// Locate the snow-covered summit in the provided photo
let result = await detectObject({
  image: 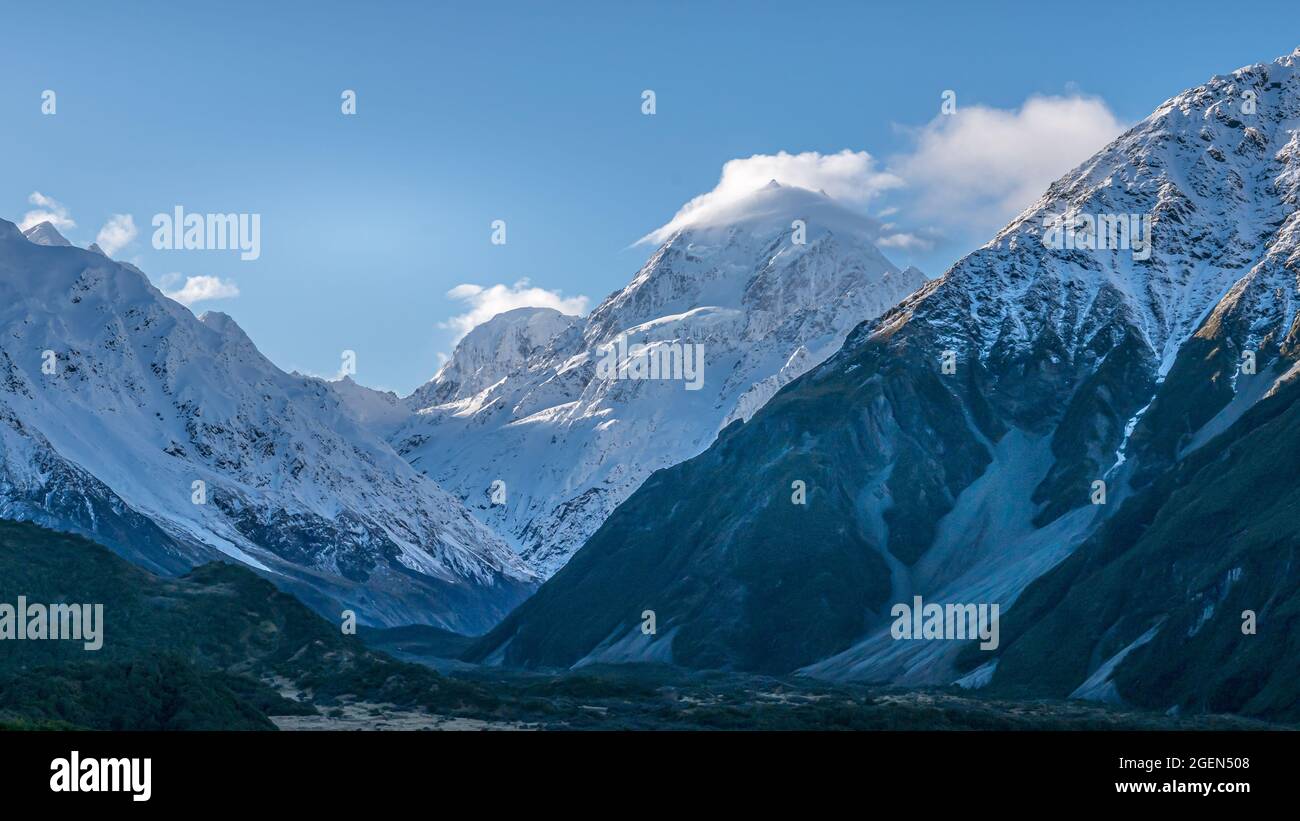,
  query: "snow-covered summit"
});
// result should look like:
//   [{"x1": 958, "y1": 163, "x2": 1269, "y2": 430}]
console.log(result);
[
  {"x1": 639, "y1": 180, "x2": 885, "y2": 245},
  {"x1": 389, "y1": 184, "x2": 927, "y2": 575},
  {"x1": 409, "y1": 306, "x2": 580, "y2": 409},
  {"x1": 589, "y1": 183, "x2": 902, "y2": 343},
  {"x1": 22, "y1": 220, "x2": 72, "y2": 247}
]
